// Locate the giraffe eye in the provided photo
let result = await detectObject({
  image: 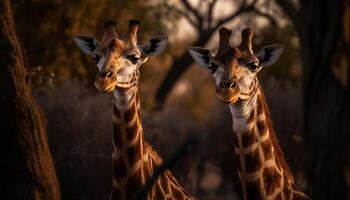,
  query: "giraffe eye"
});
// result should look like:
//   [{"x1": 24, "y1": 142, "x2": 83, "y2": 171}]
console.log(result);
[
  {"x1": 127, "y1": 54, "x2": 140, "y2": 64},
  {"x1": 92, "y1": 54, "x2": 101, "y2": 64},
  {"x1": 247, "y1": 62, "x2": 260, "y2": 72},
  {"x1": 238, "y1": 58, "x2": 245, "y2": 65}
]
